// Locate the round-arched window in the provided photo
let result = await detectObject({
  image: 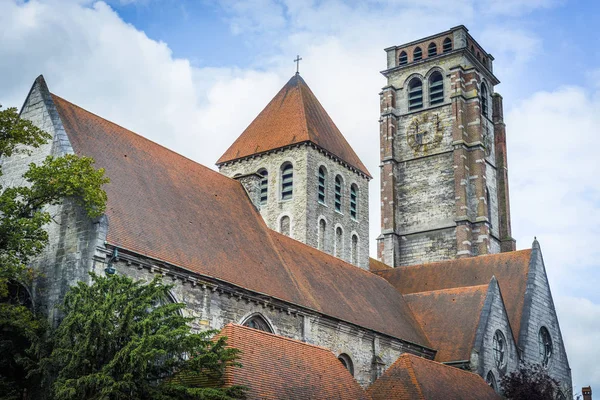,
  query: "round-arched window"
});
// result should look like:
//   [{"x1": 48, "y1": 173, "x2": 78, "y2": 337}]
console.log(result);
[
  {"x1": 243, "y1": 314, "x2": 273, "y2": 333},
  {"x1": 338, "y1": 353, "x2": 354, "y2": 376},
  {"x1": 539, "y1": 327, "x2": 553, "y2": 367},
  {"x1": 486, "y1": 371, "x2": 497, "y2": 392},
  {"x1": 493, "y1": 330, "x2": 506, "y2": 369},
  {"x1": 408, "y1": 78, "x2": 423, "y2": 111}
]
